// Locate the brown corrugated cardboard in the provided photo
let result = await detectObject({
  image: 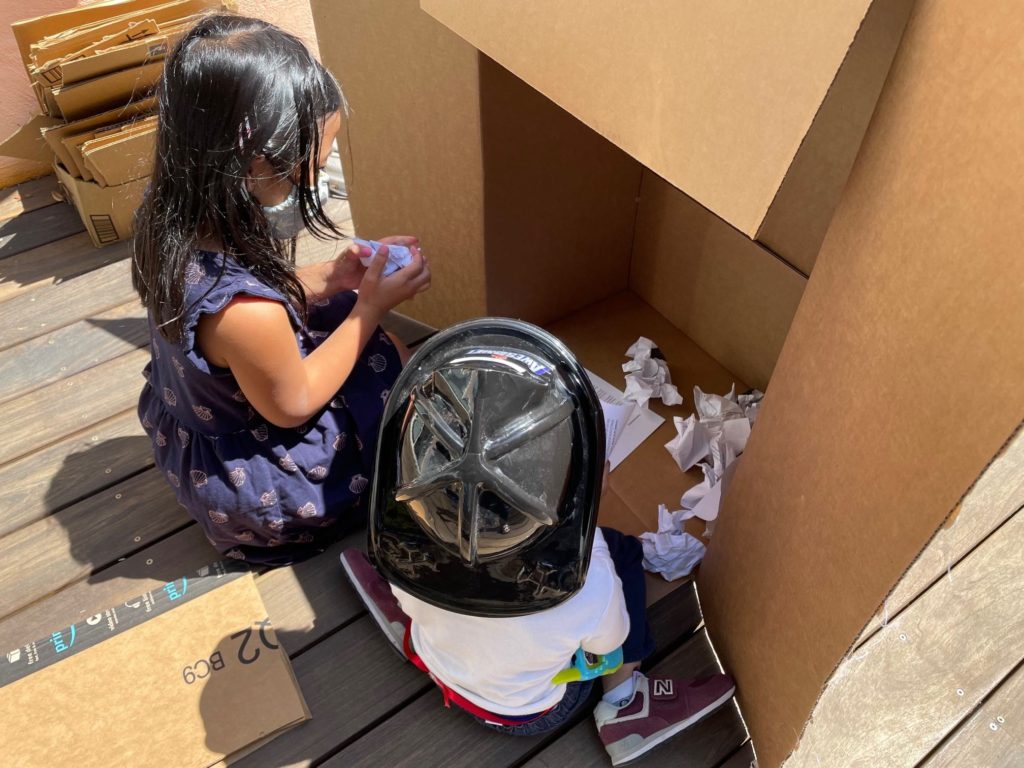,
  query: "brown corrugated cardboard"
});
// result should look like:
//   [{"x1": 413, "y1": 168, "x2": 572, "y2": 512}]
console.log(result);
[
  {"x1": 14, "y1": 0, "x2": 228, "y2": 85},
  {"x1": 312, "y1": 2, "x2": 1024, "y2": 762},
  {"x1": 41, "y1": 96, "x2": 155, "y2": 174},
  {"x1": 52, "y1": 60, "x2": 163, "y2": 121},
  {"x1": 13, "y1": 0, "x2": 172, "y2": 72},
  {"x1": 420, "y1": 0, "x2": 911, "y2": 271},
  {"x1": 82, "y1": 119, "x2": 156, "y2": 186},
  {"x1": 754, "y1": 0, "x2": 916, "y2": 274},
  {"x1": 697, "y1": 2, "x2": 1024, "y2": 765},
  {"x1": 630, "y1": 172, "x2": 807, "y2": 391},
  {"x1": 54, "y1": 161, "x2": 148, "y2": 246},
  {"x1": 32, "y1": 19, "x2": 159, "y2": 84},
  {"x1": 0, "y1": 567, "x2": 309, "y2": 767},
  {"x1": 60, "y1": 26, "x2": 183, "y2": 85},
  {"x1": 60, "y1": 120, "x2": 136, "y2": 181},
  {"x1": 316, "y1": 0, "x2": 641, "y2": 331},
  {"x1": 33, "y1": 80, "x2": 60, "y2": 118}
]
